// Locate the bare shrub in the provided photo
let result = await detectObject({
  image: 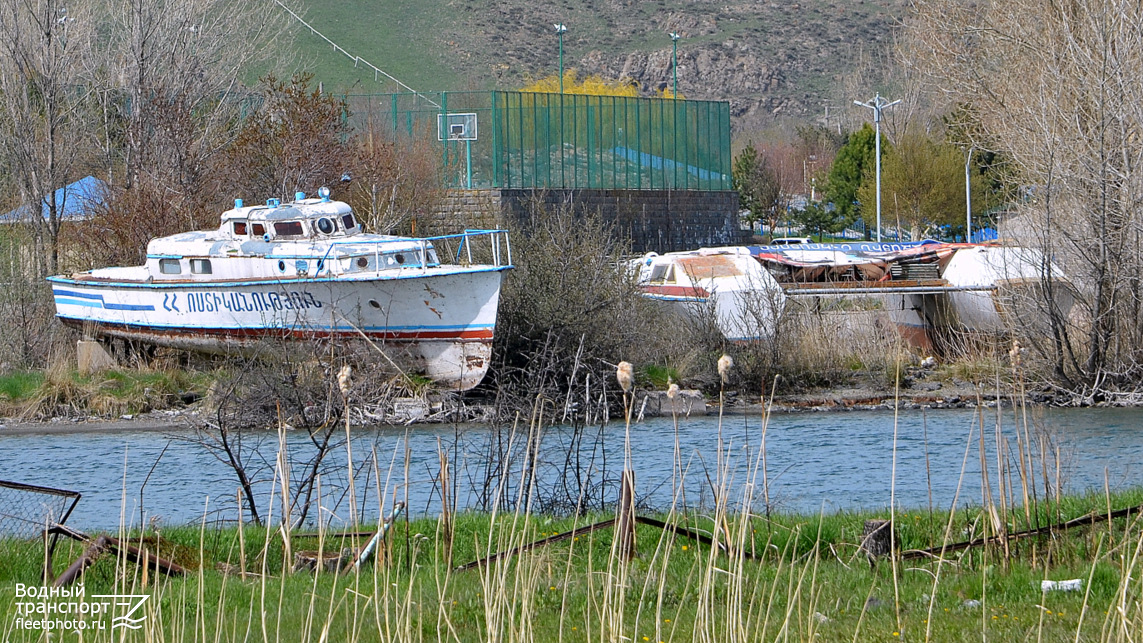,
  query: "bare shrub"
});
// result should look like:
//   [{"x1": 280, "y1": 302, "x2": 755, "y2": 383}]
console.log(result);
[
  {"x1": 488, "y1": 200, "x2": 669, "y2": 417},
  {"x1": 0, "y1": 228, "x2": 69, "y2": 368},
  {"x1": 69, "y1": 179, "x2": 218, "y2": 269},
  {"x1": 719, "y1": 295, "x2": 906, "y2": 395},
  {"x1": 214, "y1": 74, "x2": 352, "y2": 203},
  {"x1": 346, "y1": 122, "x2": 446, "y2": 235}
]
